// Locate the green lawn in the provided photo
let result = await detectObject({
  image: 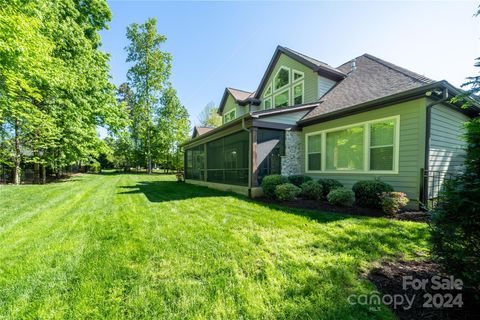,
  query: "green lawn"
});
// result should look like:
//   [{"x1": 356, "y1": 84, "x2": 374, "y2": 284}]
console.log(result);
[{"x1": 0, "y1": 173, "x2": 429, "y2": 319}]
